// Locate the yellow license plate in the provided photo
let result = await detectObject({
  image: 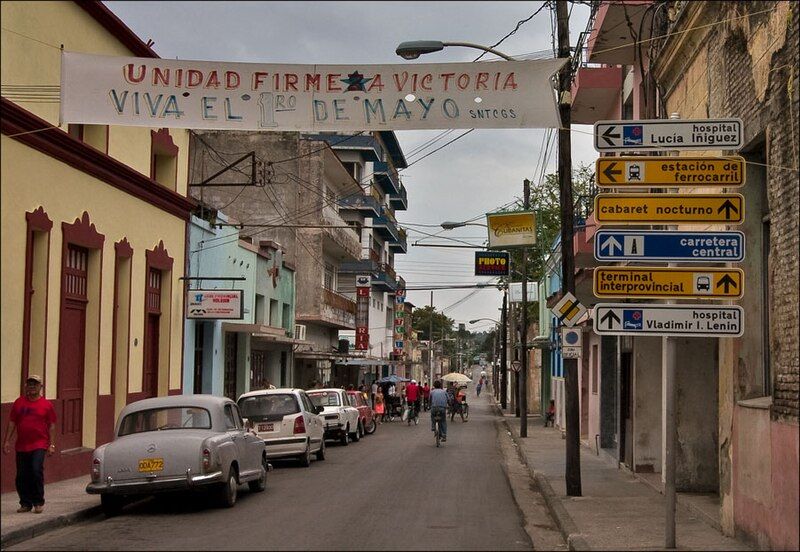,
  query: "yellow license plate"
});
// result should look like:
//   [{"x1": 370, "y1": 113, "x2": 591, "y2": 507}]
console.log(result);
[{"x1": 138, "y1": 458, "x2": 164, "y2": 472}]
